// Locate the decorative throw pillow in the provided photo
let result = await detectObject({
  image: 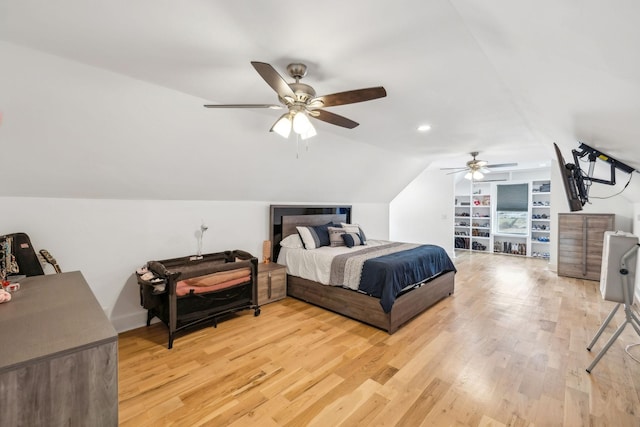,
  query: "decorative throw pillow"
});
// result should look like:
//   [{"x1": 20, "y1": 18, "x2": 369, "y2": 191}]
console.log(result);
[
  {"x1": 296, "y1": 222, "x2": 333, "y2": 249},
  {"x1": 340, "y1": 223, "x2": 367, "y2": 244},
  {"x1": 280, "y1": 234, "x2": 303, "y2": 249},
  {"x1": 327, "y1": 226, "x2": 346, "y2": 247},
  {"x1": 313, "y1": 222, "x2": 334, "y2": 247},
  {"x1": 342, "y1": 232, "x2": 364, "y2": 248},
  {"x1": 296, "y1": 226, "x2": 318, "y2": 249}
]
